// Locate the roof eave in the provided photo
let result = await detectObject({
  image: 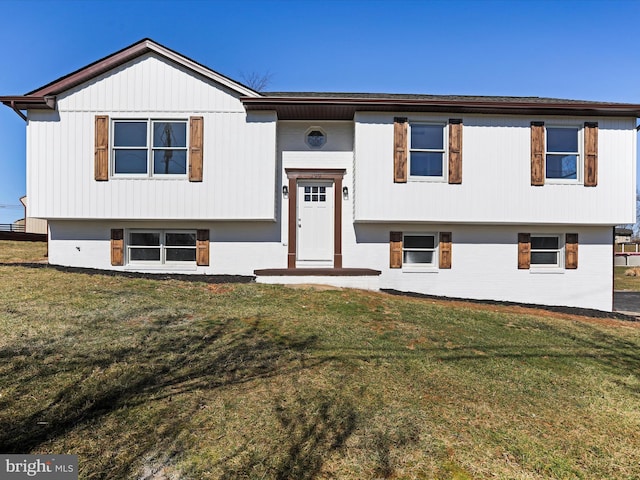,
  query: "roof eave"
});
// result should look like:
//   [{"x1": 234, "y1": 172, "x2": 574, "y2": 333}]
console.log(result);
[{"x1": 241, "y1": 97, "x2": 640, "y2": 120}]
